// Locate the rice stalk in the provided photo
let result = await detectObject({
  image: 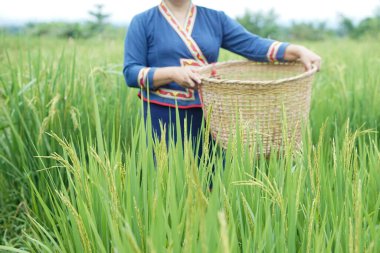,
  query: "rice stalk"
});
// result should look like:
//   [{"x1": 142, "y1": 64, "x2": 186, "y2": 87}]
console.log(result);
[
  {"x1": 38, "y1": 94, "x2": 61, "y2": 144},
  {"x1": 56, "y1": 191, "x2": 92, "y2": 253},
  {"x1": 218, "y1": 211, "x2": 230, "y2": 253}
]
